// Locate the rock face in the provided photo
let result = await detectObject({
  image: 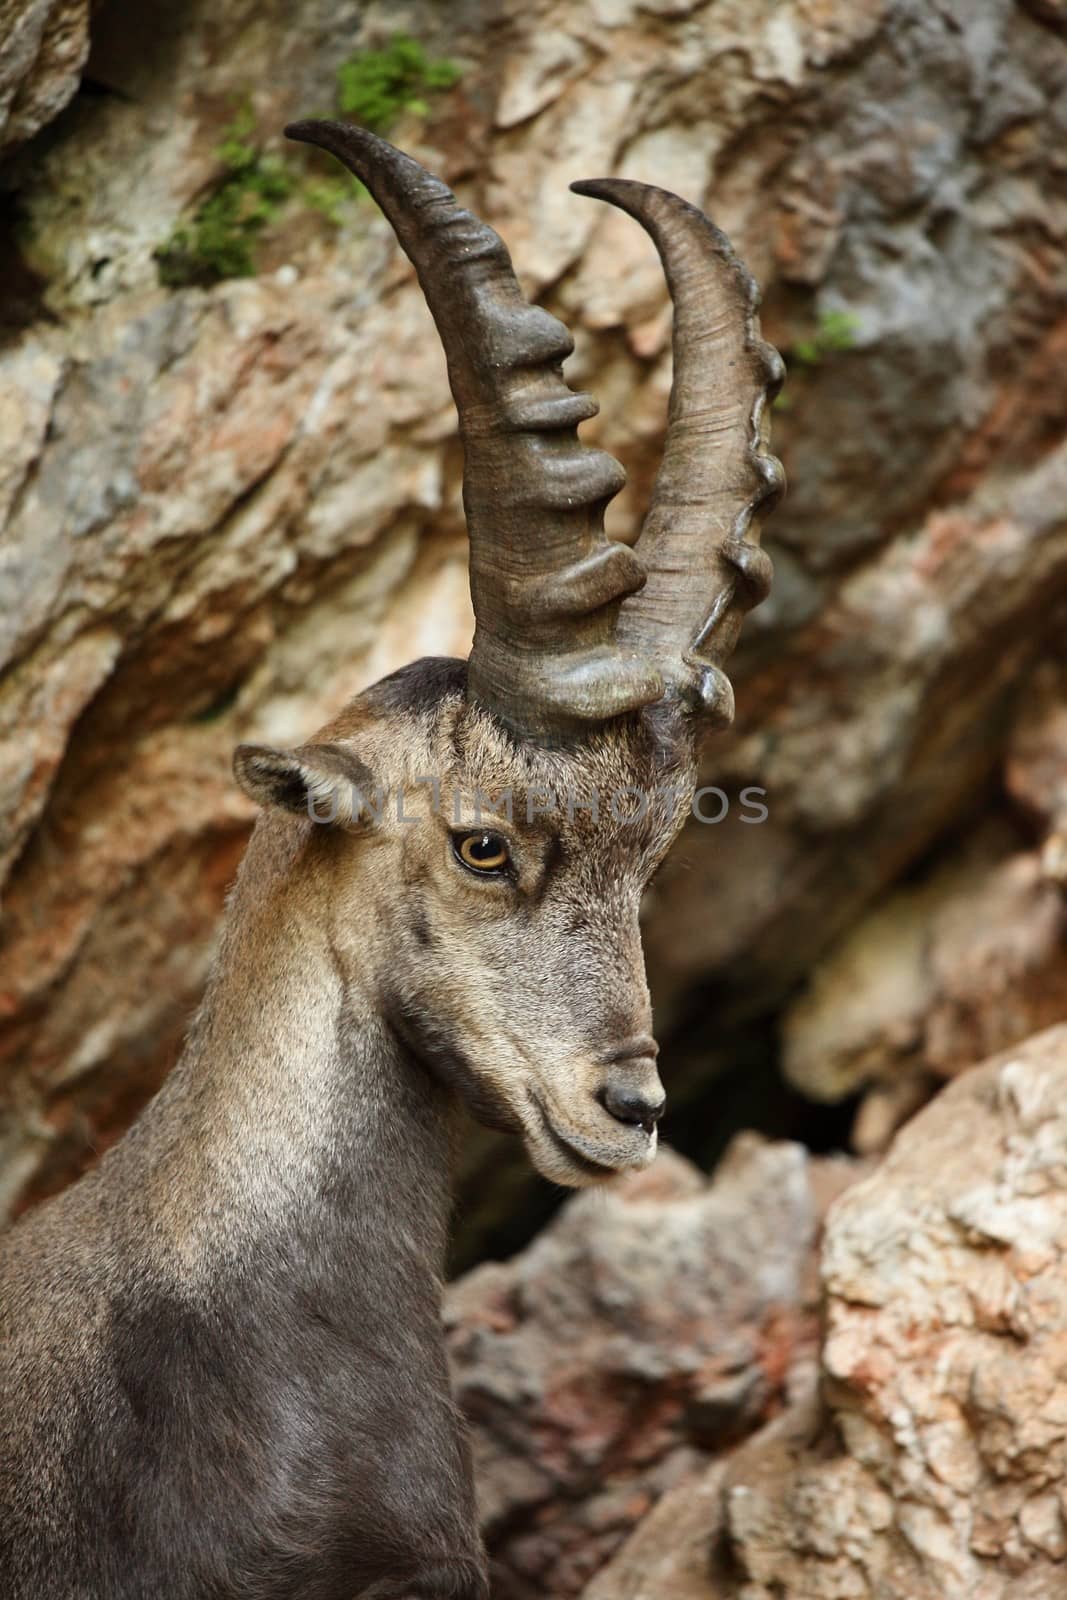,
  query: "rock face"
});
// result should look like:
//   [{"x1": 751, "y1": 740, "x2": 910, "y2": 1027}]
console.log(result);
[
  {"x1": 781, "y1": 812, "x2": 1067, "y2": 1141},
  {"x1": 0, "y1": 0, "x2": 89, "y2": 153},
  {"x1": 778, "y1": 649, "x2": 1067, "y2": 1150},
  {"x1": 4, "y1": 3, "x2": 1067, "y2": 1593},
  {"x1": 1007, "y1": 654, "x2": 1067, "y2": 884},
  {"x1": 445, "y1": 1140, "x2": 855, "y2": 1598},
  {"x1": 592, "y1": 1025, "x2": 1067, "y2": 1600},
  {"x1": 1, "y1": 0, "x2": 1067, "y2": 1241}
]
